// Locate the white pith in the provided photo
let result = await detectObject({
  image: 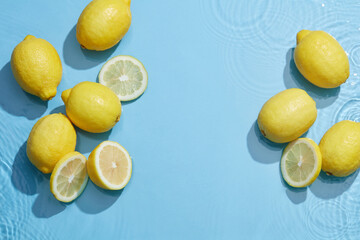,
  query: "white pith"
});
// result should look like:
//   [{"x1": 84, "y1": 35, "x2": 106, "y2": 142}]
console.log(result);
[
  {"x1": 281, "y1": 139, "x2": 319, "y2": 187},
  {"x1": 52, "y1": 154, "x2": 88, "y2": 202}
]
